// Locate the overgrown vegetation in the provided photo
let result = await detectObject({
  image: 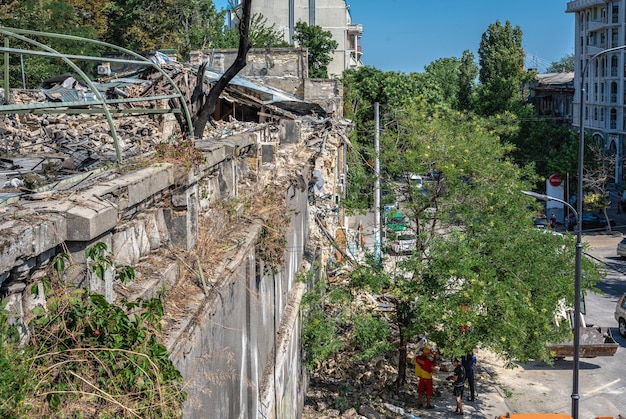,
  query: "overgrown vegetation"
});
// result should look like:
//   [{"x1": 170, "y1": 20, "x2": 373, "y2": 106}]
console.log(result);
[
  {"x1": 252, "y1": 184, "x2": 291, "y2": 273},
  {"x1": 0, "y1": 243, "x2": 185, "y2": 418},
  {"x1": 155, "y1": 135, "x2": 206, "y2": 167}
]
